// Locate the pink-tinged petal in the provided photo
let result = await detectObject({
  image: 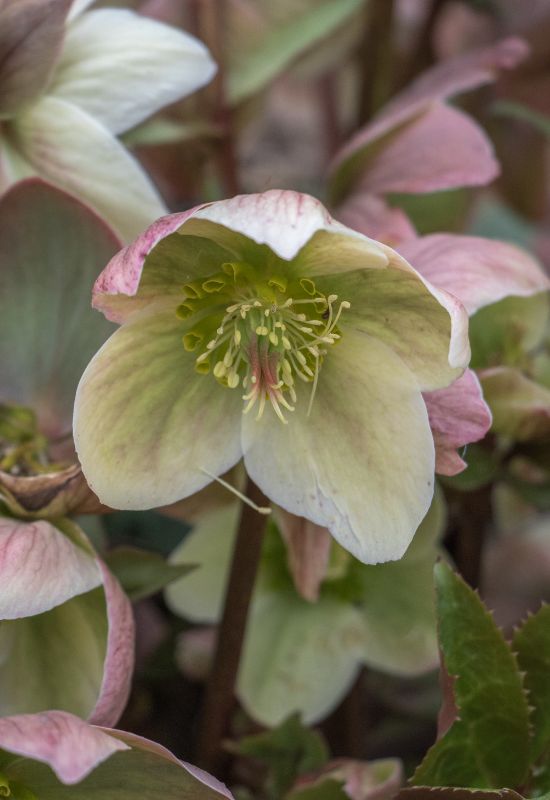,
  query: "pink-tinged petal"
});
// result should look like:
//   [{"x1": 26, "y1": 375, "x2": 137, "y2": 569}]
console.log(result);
[
  {"x1": 328, "y1": 37, "x2": 528, "y2": 202},
  {"x1": 424, "y1": 370, "x2": 492, "y2": 476},
  {"x1": 0, "y1": 0, "x2": 71, "y2": 118},
  {"x1": 100, "y1": 729, "x2": 235, "y2": 798},
  {"x1": 379, "y1": 37, "x2": 528, "y2": 122},
  {"x1": 276, "y1": 508, "x2": 332, "y2": 602},
  {"x1": 336, "y1": 193, "x2": 417, "y2": 246},
  {"x1": 350, "y1": 104, "x2": 499, "y2": 197},
  {"x1": 92, "y1": 191, "x2": 387, "y2": 324},
  {"x1": 399, "y1": 233, "x2": 550, "y2": 315},
  {"x1": 88, "y1": 562, "x2": 135, "y2": 727},
  {"x1": 0, "y1": 711, "x2": 128, "y2": 784},
  {"x1": 0, "y1": 518, "x2": 101, "y2": 619},
  {"x1": 480, "y1": 367, "x2": 550, "y2": 441},
  {"x1": 92, "y1": 209, "x2": 200, "y2": 322},
  {"x1": 192, "y1": 190, "x2": 335, "y2": 261}
]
